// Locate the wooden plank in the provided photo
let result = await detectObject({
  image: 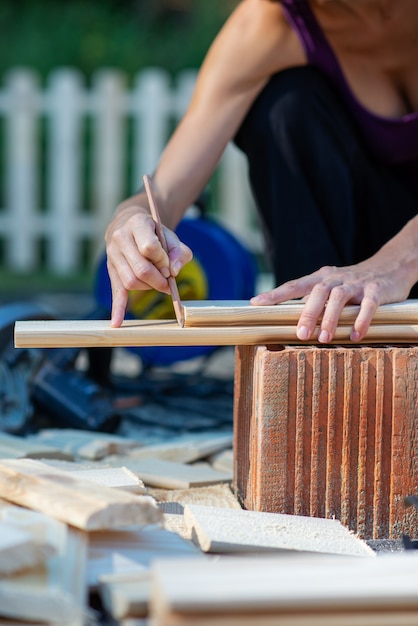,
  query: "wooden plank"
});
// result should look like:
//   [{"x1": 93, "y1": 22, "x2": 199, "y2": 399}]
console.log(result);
[
  {"x1": 14, "y1": 318, "x2": 418, "y2": 349},
  {"x1": 0, "y1": 522, "x2": 54, "y2": 576},
  {"x1": 118, "y1": 458, "x2": 232, "y2": 489},
  {"x1": 0, "y1": 458, "x2": 162, "y2": 530},
  {"x1": 27, "y1": 429, "x2": 143, "y2": 460},
  {"x1": 182, "y1": 299, "x2": 418, "y2": 327},
  {"x1": 183, "y1": 505, "x2": 374, "y2": 556},
  {"x1": 0, "y1": 617, "x2": 65, "y2": 626},
  {"x1": 0, "y1": 432, "x2": 74, "y2": 461},
  {"x1": 209, "y1": 449, "x2": 233, "y2": 474},
  {"x1": 150, "y1": 553, "x2": 418, "y2": 625},
  {"x1": 99, "y1": 571, "x2": 151, "y2": 619},
  {"x1": 149, "y1": 611, "x2": 418, "y2": 626},
  {"x1": 0, "y1": 522, "x2": 88, "y2": 625},
  {"x1": 153, "y1": 484, "x2": 242, "y2": 541},
  {"x1": 0, "y1": 503, "x2": 65, "y2": 576},
  {"x1": 88, "y1": 526, "x2": 202, "y2": 589},
  {"x1": 70, "y1": 467, "x2": 146, "y2": 494},
  {"x1": 124, "y1": 432, "x2": 233, "y2": 464}
]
